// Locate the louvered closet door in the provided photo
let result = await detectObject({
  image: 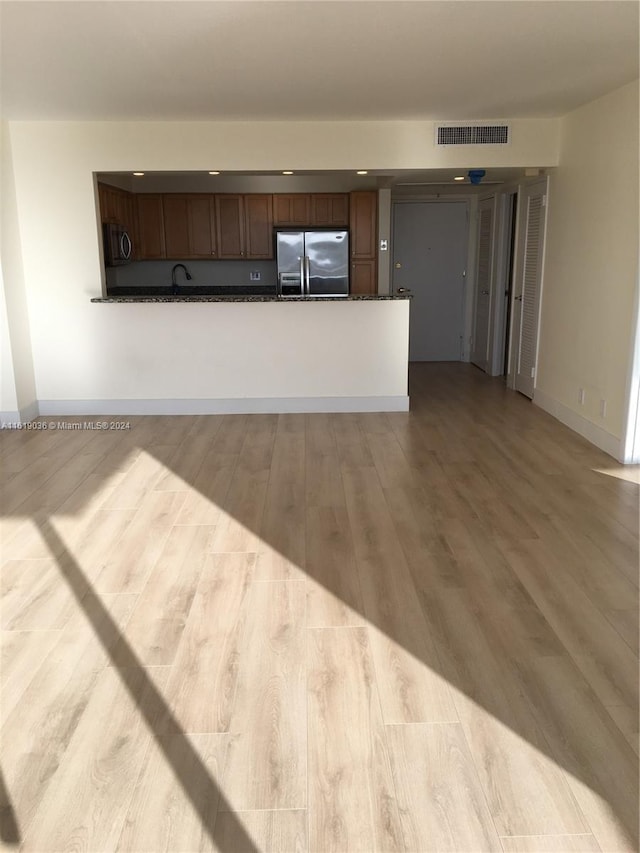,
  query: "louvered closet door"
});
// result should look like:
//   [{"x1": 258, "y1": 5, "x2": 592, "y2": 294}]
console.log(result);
[
  {"x1": 514, "y1": 182, "x2": 547, "y2": 398},
  {"x1": 471, "y1": 196, "x2": 496, "y2": 372}
]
